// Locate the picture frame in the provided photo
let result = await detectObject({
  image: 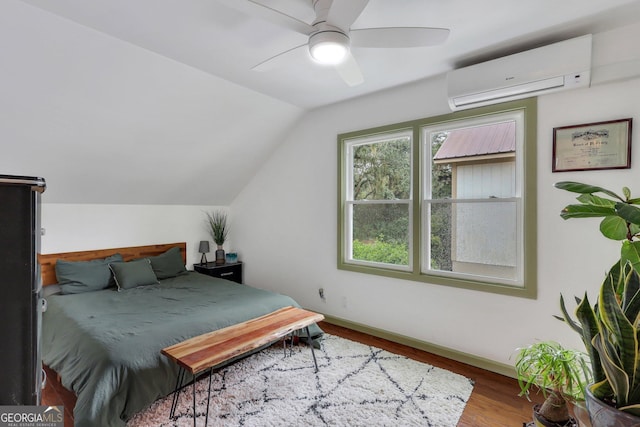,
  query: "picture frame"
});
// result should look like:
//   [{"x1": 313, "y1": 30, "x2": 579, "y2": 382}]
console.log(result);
[{"x1": 552, "y1": 118, "x2": 633, "y2": 172}]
